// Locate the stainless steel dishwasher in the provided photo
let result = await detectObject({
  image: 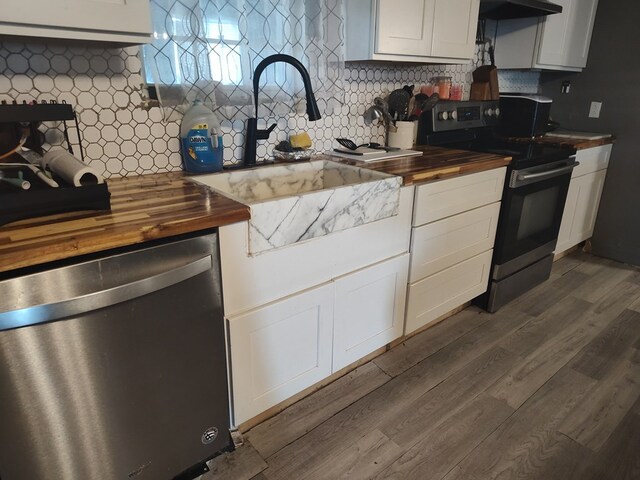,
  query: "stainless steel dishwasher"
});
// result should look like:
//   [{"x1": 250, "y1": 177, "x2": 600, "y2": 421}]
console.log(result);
[{"x1": 0, "y1": 232, "x2": 231, "y2": 480}]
